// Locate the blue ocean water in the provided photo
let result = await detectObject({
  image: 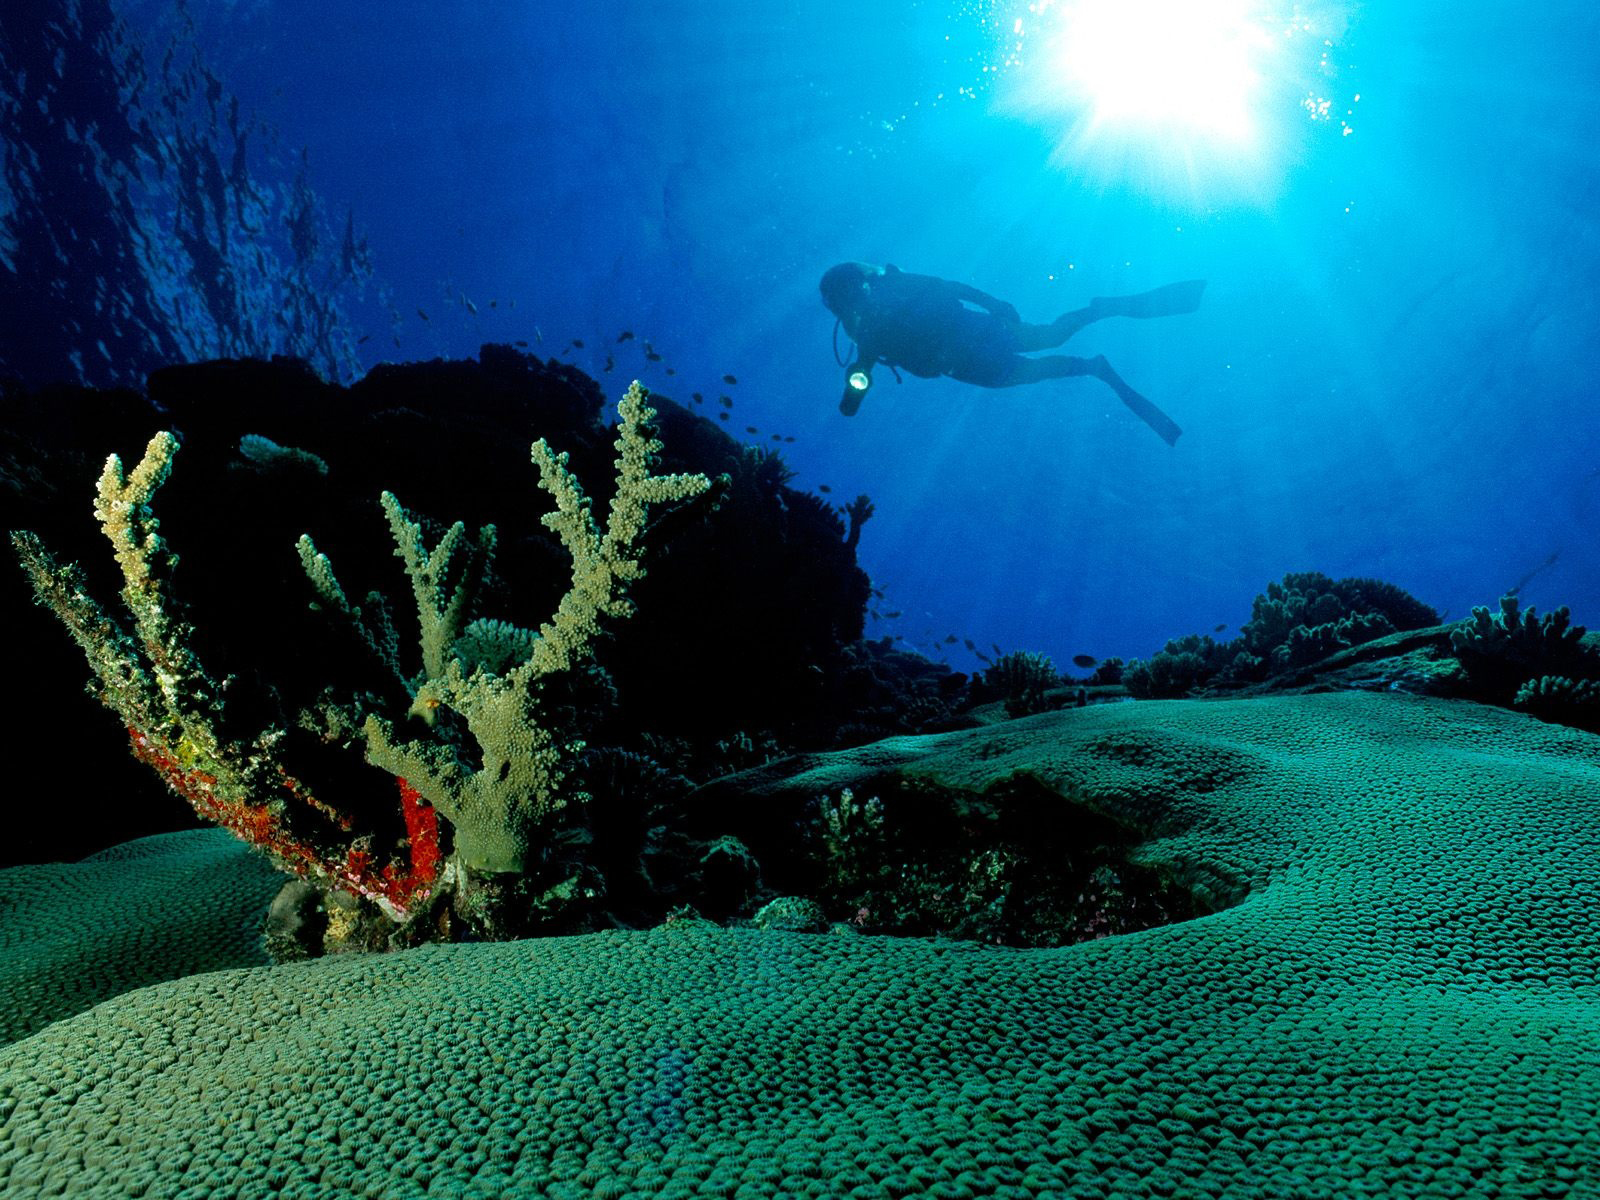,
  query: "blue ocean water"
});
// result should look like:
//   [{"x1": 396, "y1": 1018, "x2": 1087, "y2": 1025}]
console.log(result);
[{"x1": 22, "y1": 0, "x2": 1600, "y2": 670}]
